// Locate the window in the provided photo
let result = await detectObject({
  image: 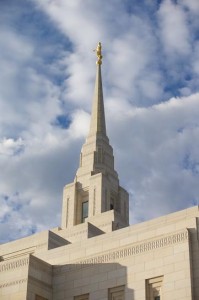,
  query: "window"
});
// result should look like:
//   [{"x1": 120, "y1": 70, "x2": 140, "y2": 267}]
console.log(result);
[
  {"x1": 82, "y1": 201, "x2": 88, "y2": 223},
  {"x1": 35, "y1": 296, "x2": 48, "y2": 300},
  {"x1": 110, "y1": 197, "x2": 114, "y2": 210},
  {"x1": 146, "y1": 276, "x2": 163, "y2": 300},
  {"x1": 74, "y1": 294, "x2": 89, "y2": 300},
  {"x1": 108, "y1": 285, "x2": 125, "y2": 300}
]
